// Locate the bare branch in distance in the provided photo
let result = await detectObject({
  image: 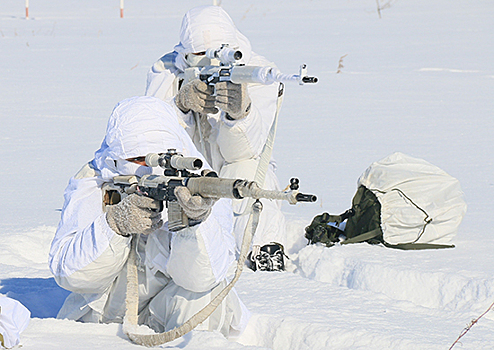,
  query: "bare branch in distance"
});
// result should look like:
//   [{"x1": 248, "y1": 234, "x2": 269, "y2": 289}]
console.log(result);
[{"x1": 336, "y1": 54, "x2": 348, "y2": 74}]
